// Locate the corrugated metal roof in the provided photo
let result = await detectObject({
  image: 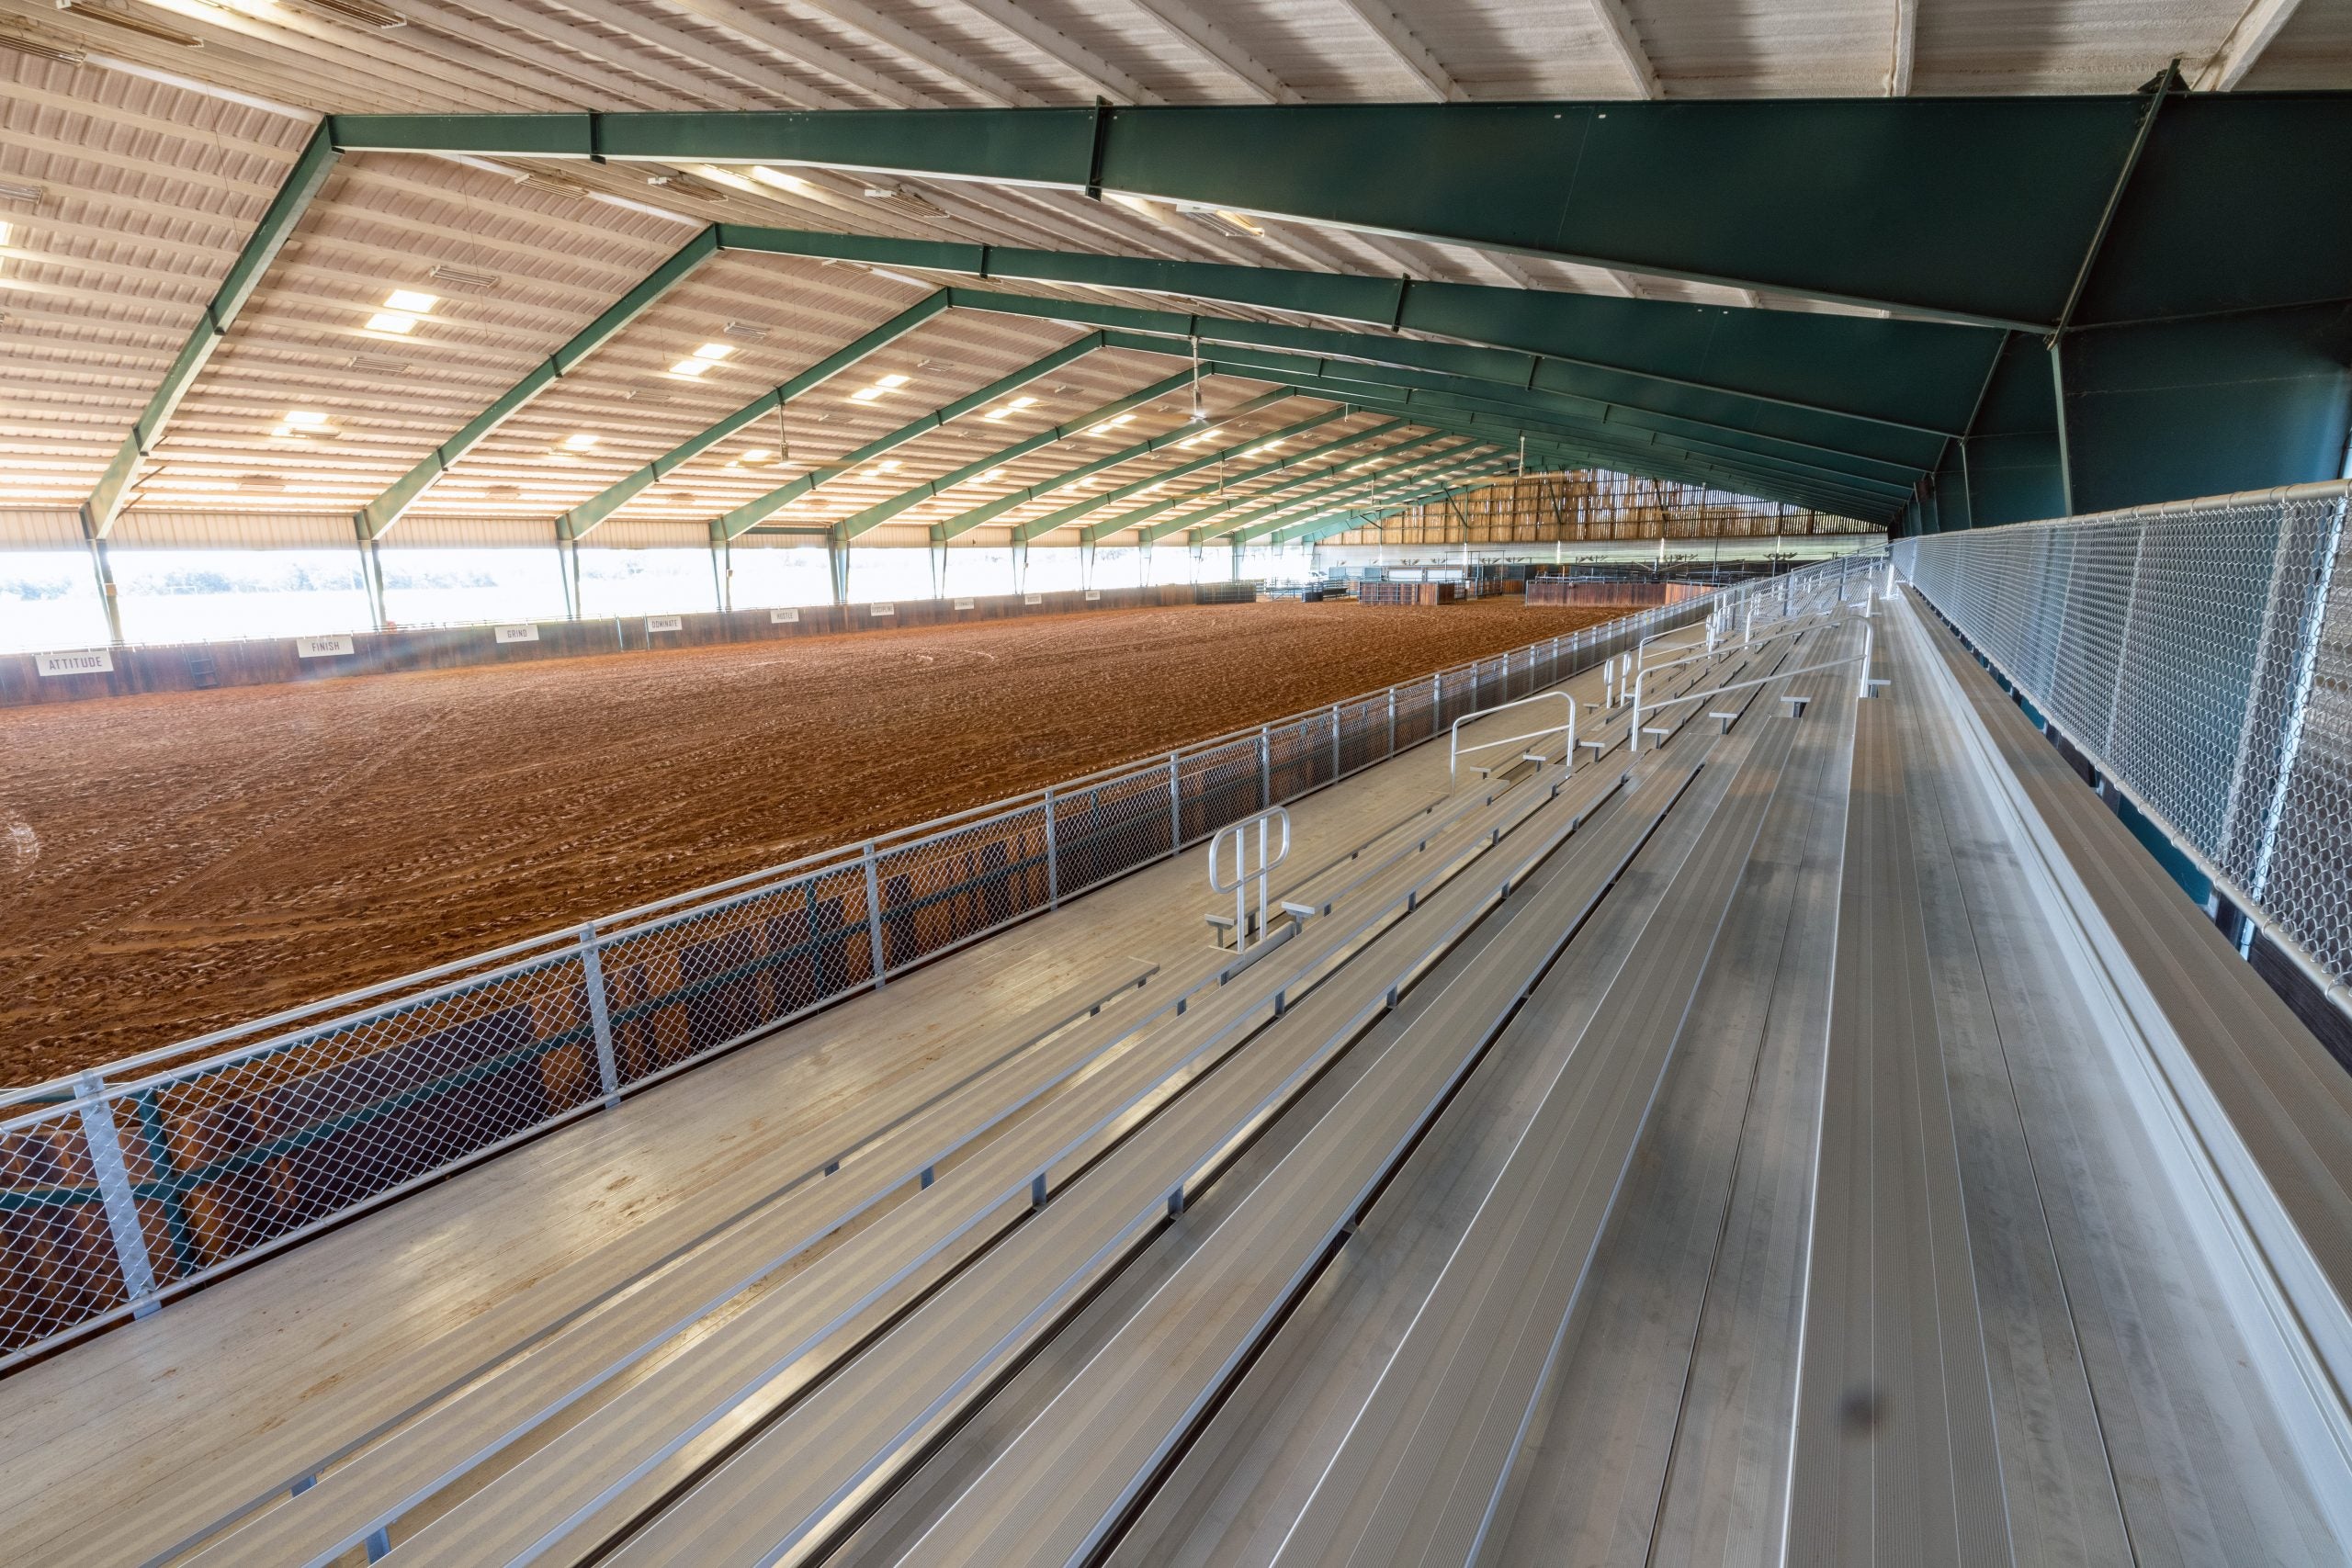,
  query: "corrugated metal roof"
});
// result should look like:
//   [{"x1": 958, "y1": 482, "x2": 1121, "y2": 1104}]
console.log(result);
[{"x1": 0, "y1": 0, "x2": 2330, "y2": 536}]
